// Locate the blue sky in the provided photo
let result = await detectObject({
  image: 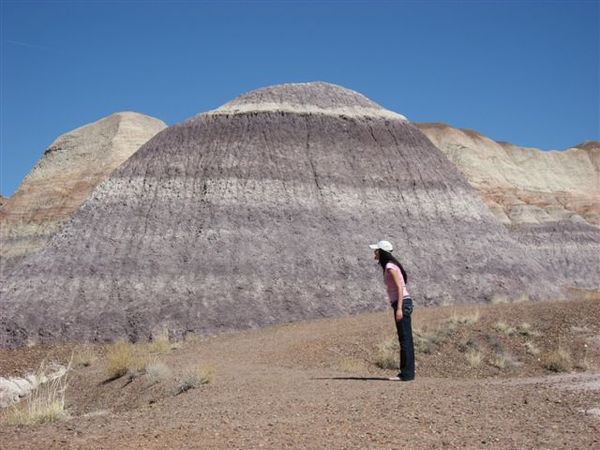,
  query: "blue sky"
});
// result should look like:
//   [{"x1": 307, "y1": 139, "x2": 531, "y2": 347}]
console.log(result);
[{"x1": 1, "y1": 1, "x2": 598, "y2": 196}]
